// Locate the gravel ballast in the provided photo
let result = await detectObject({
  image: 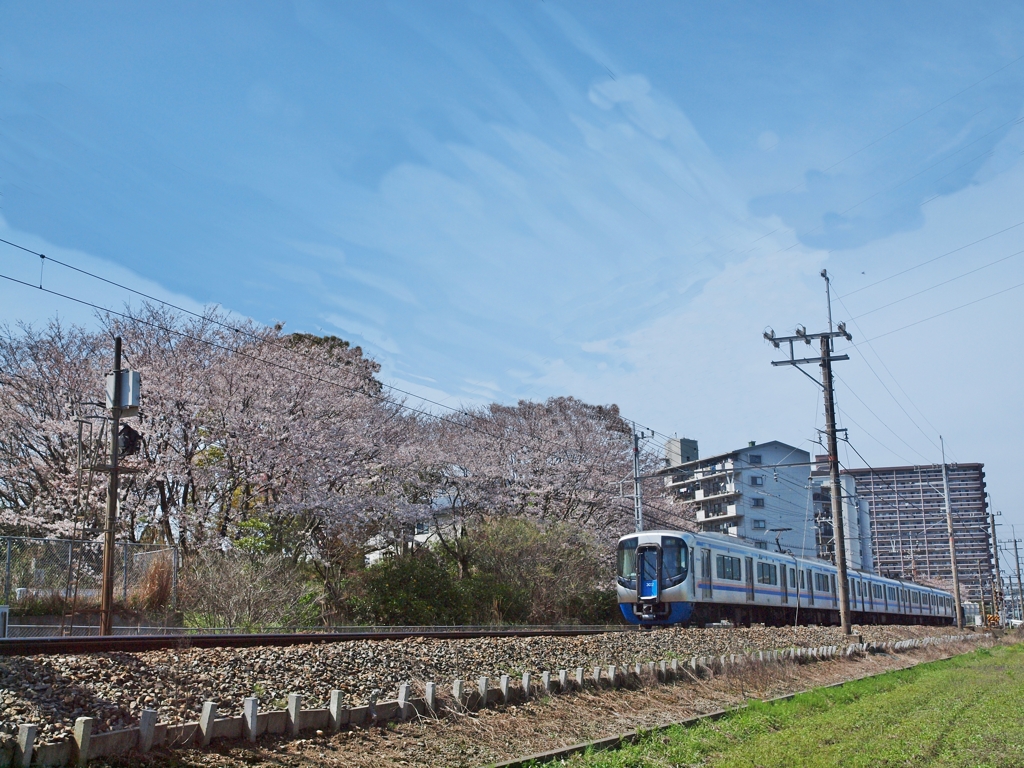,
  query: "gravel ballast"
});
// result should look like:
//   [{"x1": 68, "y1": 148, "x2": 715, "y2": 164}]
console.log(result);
[{"x1": 0, "y1": 624, "x2": 959, "y2": 744}]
